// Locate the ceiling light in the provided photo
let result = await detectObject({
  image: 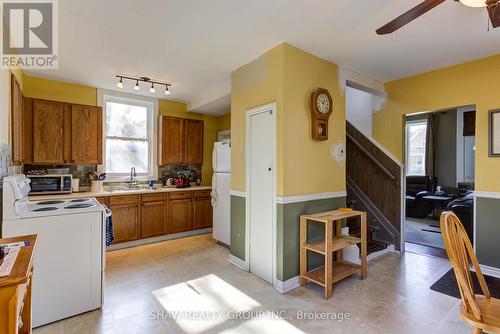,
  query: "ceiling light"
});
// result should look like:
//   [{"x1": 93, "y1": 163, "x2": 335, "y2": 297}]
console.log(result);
[
  {"x1": 149, "y1": 83, "x2": 156, "y2": 93},
  {"x1": 164, "y1": 86, "x2": 171, "y2": 95},
  {"x1": 116, "y1": 77, "x2": 124, "y2": 89},
  {"x1": 134, "y1": 80, "x2": 140, "y2": 91},
  {"x1": 459, "y1": 0, "x2": 487, "y2": 7}
]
